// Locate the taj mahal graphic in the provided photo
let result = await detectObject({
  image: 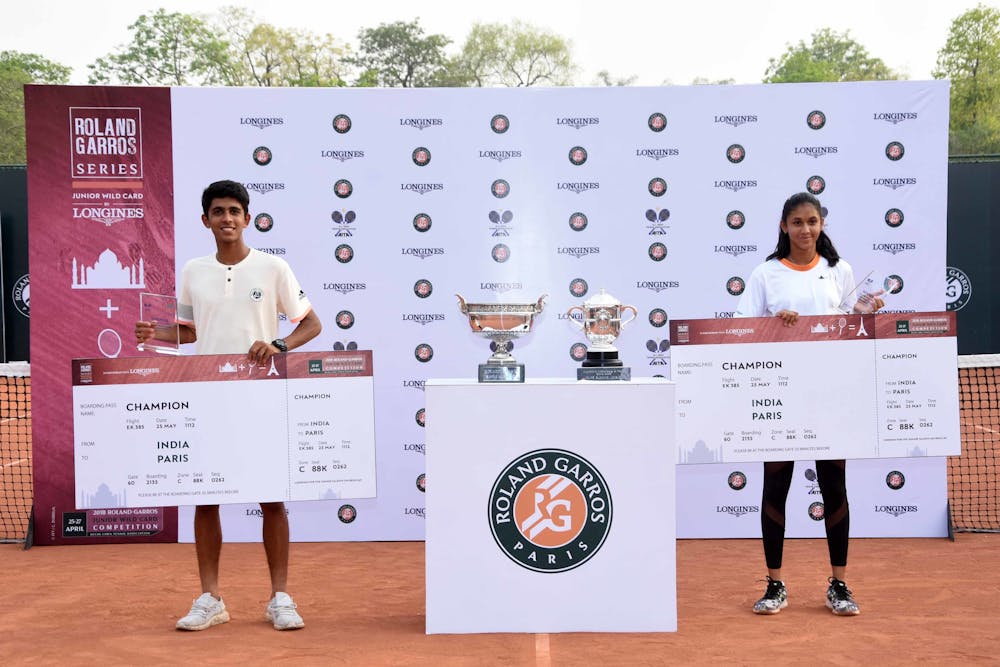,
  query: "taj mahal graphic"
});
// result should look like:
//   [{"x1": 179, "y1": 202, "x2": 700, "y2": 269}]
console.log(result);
[{"x1": 71, "y1": 249, "x2": 145, "y2": 289}]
